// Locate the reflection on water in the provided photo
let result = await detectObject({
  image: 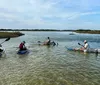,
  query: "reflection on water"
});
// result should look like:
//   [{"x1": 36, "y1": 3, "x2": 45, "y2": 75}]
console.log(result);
[{"x1": 0, "y1": 31, "x2": 100, "y2": 85}]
